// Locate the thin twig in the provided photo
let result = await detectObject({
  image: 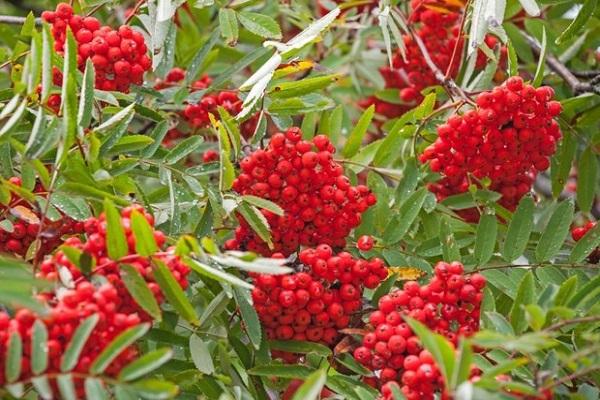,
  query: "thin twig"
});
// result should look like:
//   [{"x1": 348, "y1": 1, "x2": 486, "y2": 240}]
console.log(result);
[
  {"x1": 543, "y1": 366, "x2": 600, "y2": 390},
  {"x1": 545, "y1": 315, "x2": 600, "y2": 332},
  {"x1": 445, "y1": 0, "x2": 471, "y2": 79},
  {"x1": 0, "y1": 15, "x2": 41, "y2": 25},
  {"x1": 125, "y1": 0, "x2": 147, "y2": 25},
  {"x1": 522, "y1": 32, "x2": 600, "y2": 95},
  {"x1": 473, "y1": 262, "x2": 599, "y2": 272}
]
